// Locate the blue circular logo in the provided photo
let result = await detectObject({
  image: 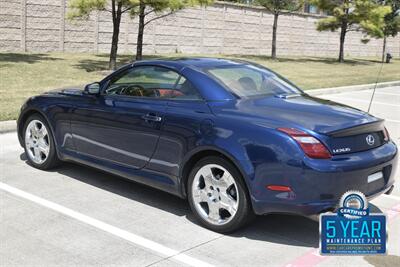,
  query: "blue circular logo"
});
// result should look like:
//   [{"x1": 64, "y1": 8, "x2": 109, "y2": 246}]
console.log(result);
[{"x1": 338, "y1": 191, "x2": 369, "y2": 219}]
